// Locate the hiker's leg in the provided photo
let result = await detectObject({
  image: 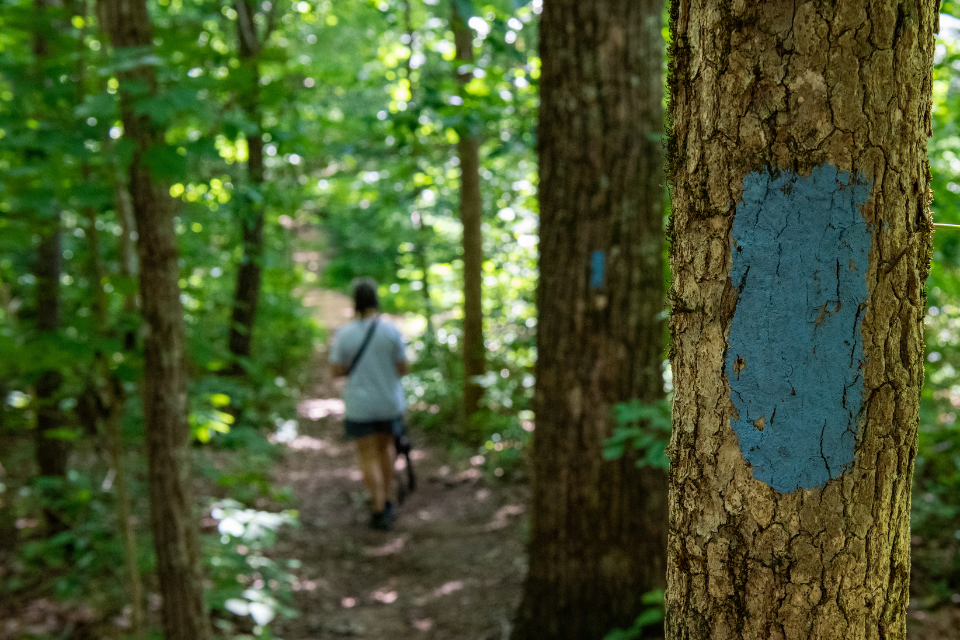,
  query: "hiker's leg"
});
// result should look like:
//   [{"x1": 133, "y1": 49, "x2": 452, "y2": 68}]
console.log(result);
[
  {"x1": 356, "y1": 435, "x2": 386, "y2": 511},
  {"x1": 374, "y1": 432, "x2": 395, "y2": 503}
]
